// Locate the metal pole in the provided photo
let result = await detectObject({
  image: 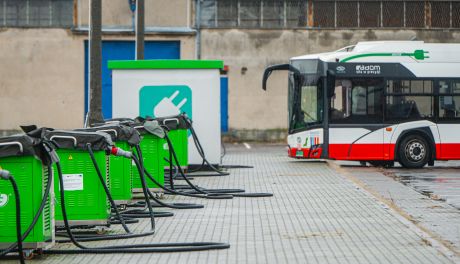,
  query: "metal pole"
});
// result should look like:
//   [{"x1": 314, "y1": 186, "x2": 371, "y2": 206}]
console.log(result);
[
  {"x1": 195, "y1": 0, "x2": 201, "y2": 59},
  {"x1": 135, "y1": 0, "x2": 145, "y2": 60},
  {"x1": 86, "y1": 0, "x2": 104, "y2": 127}
]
